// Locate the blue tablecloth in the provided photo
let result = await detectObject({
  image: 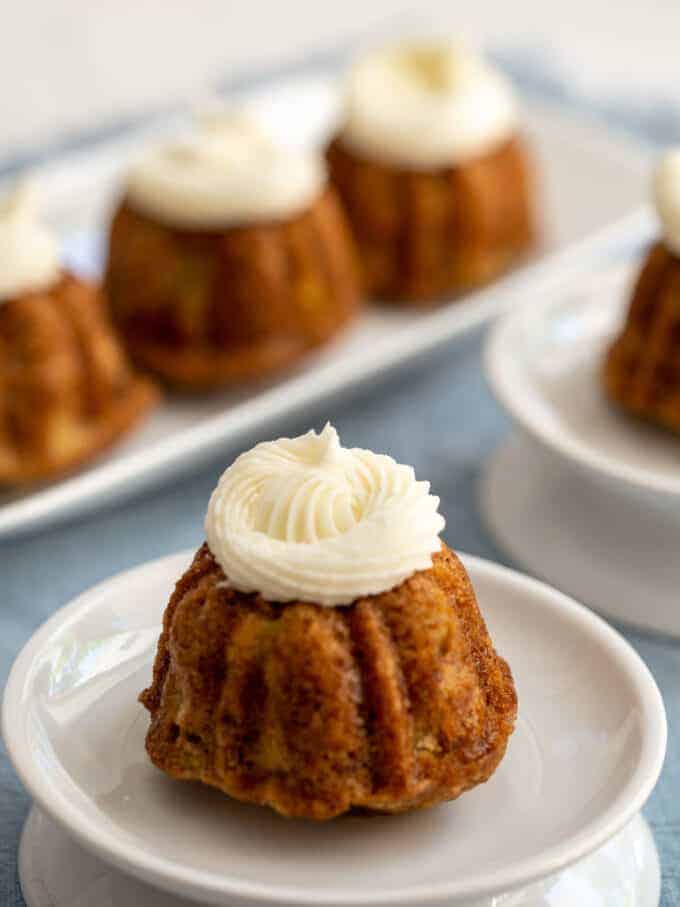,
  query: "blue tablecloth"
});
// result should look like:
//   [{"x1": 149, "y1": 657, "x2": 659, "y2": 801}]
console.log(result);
[{"x1": 1, "y1": 330, "x2": 679, "y2": 905}]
